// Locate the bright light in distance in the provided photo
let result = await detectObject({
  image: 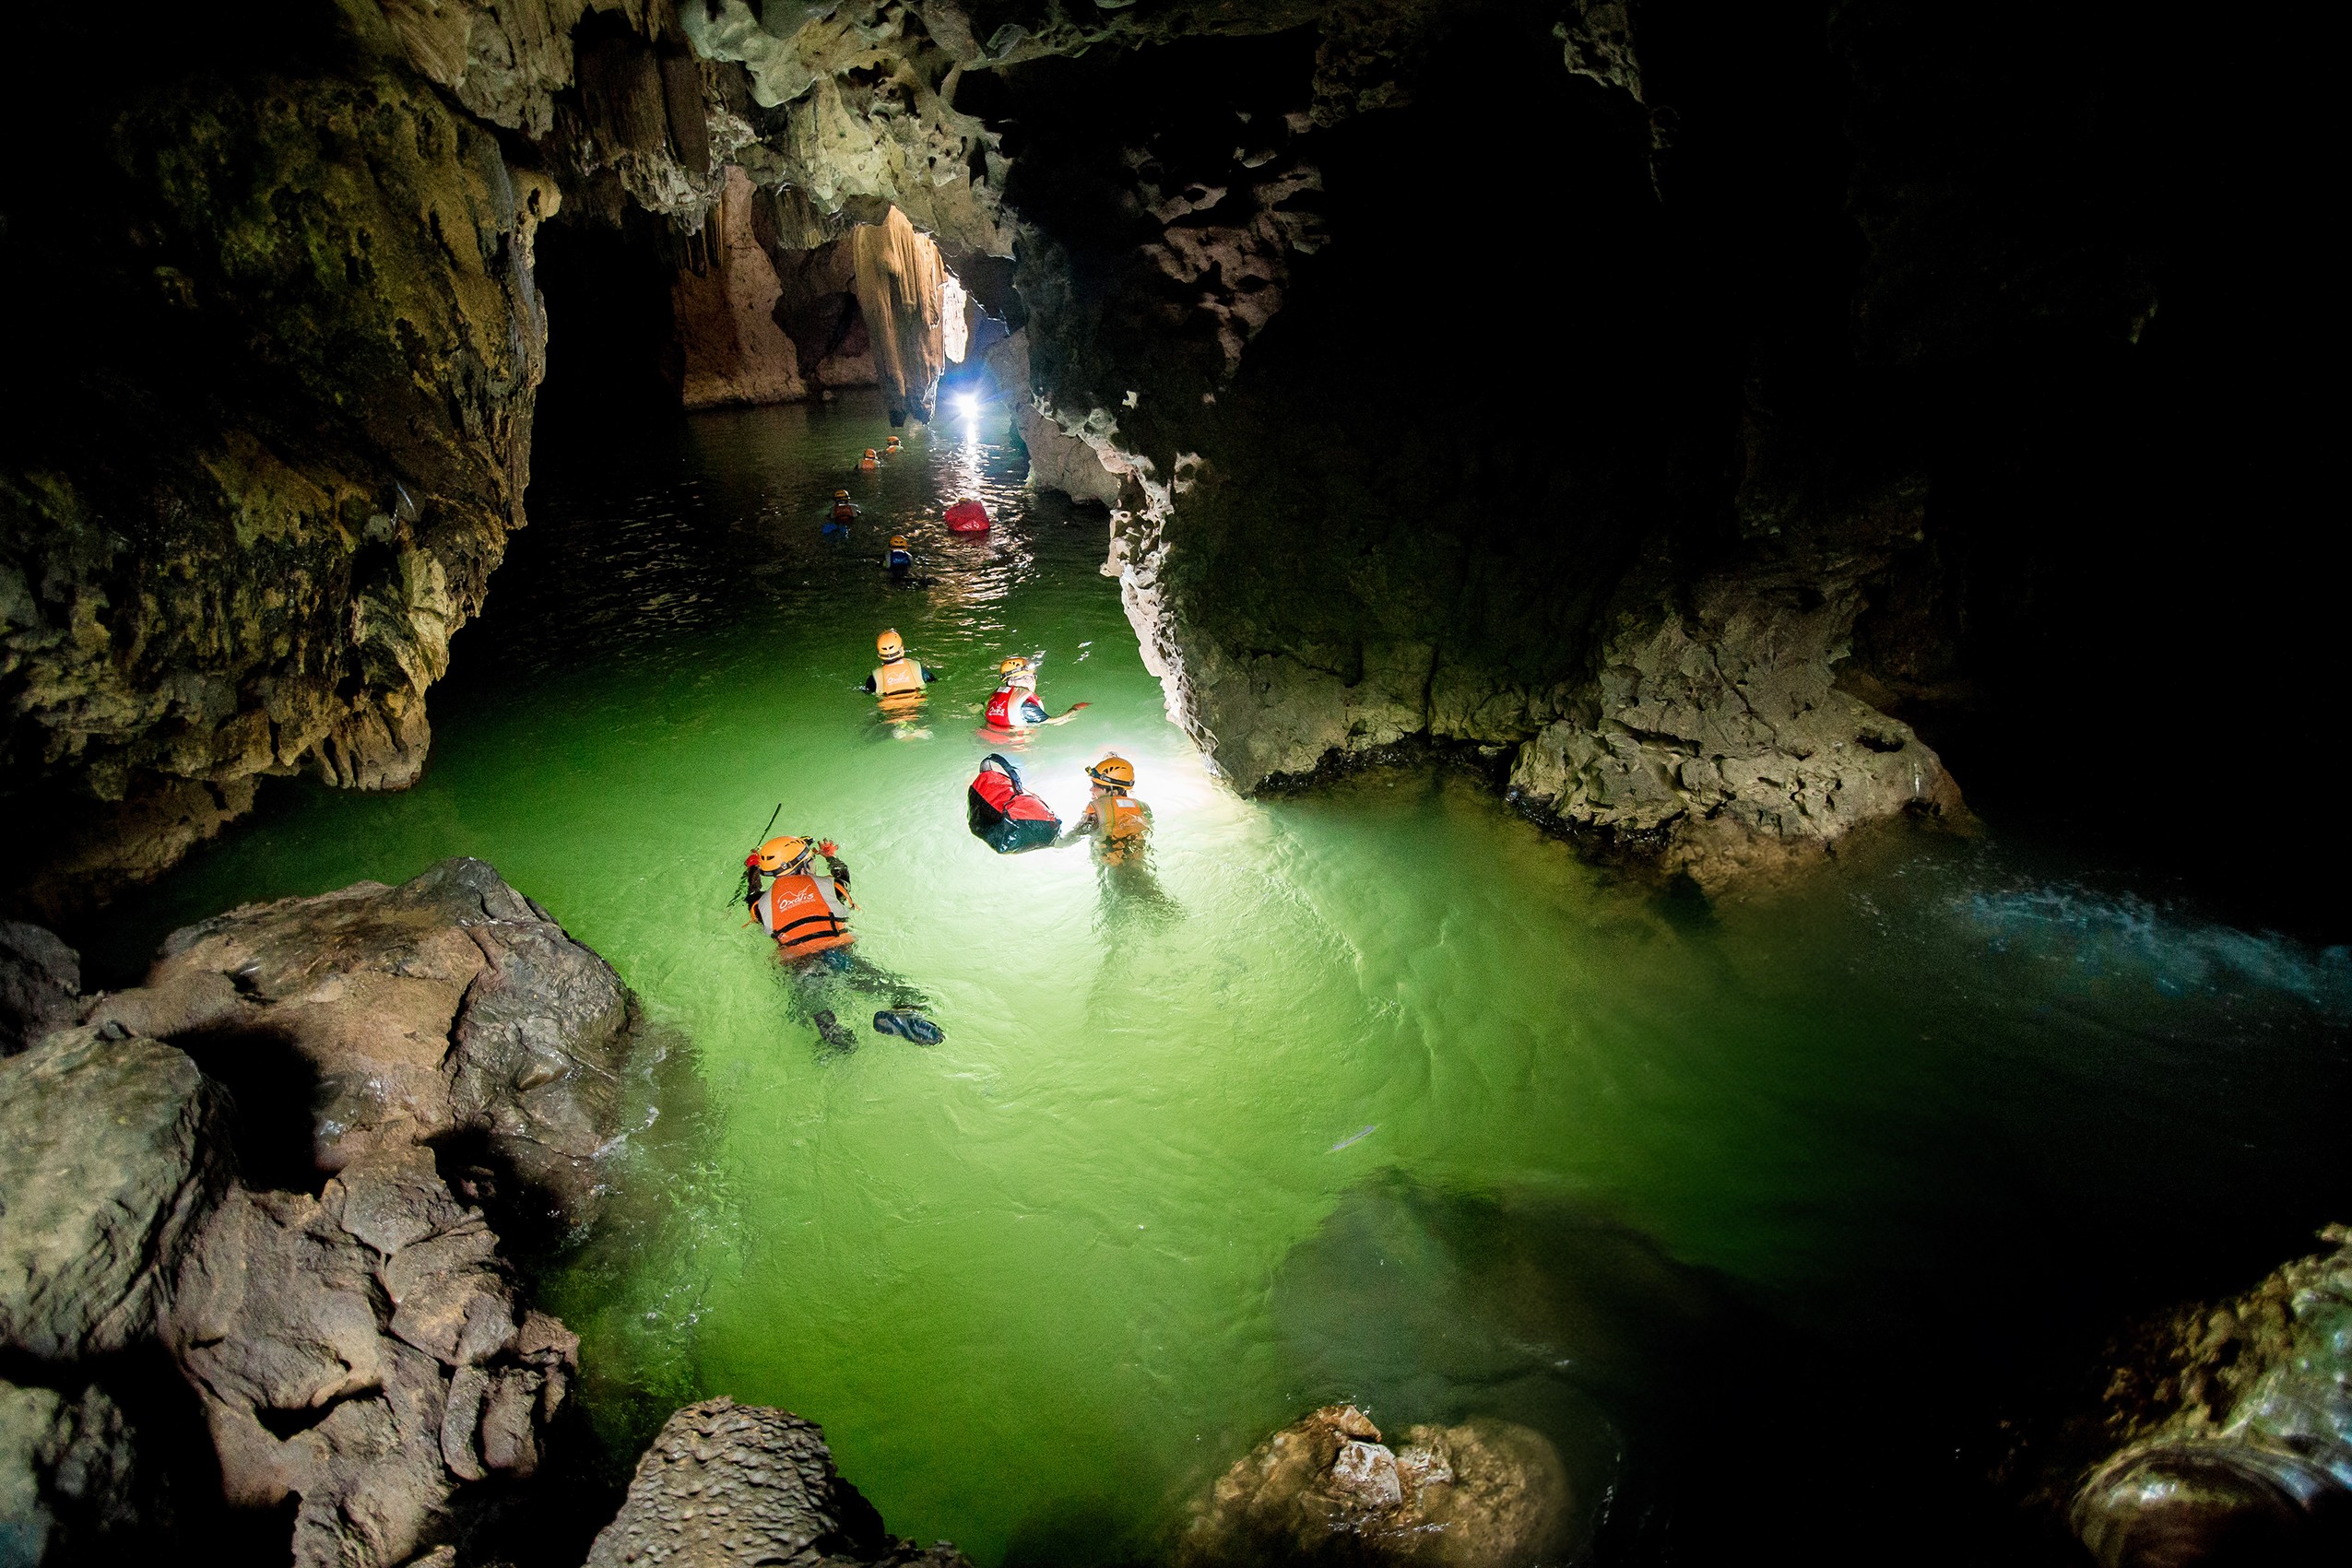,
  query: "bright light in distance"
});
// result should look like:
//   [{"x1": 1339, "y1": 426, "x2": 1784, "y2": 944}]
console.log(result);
[{"x1": 956, "y1": 392, "x2": 981, "y2": 419}]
